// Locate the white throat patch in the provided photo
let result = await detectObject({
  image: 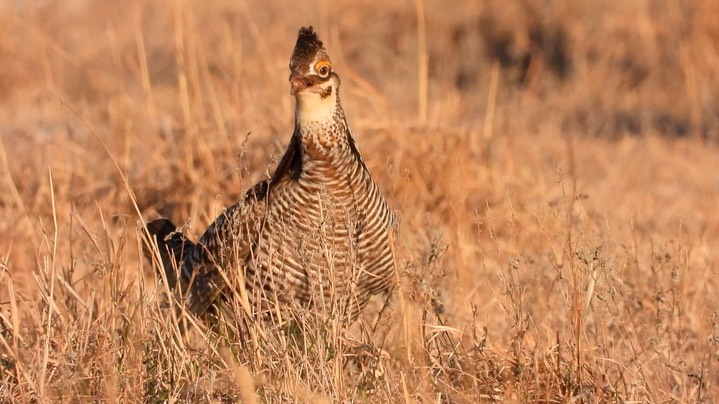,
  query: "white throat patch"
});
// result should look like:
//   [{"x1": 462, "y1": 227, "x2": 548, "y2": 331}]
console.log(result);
[{"x1": 295, "y1": 83, "x2": 337, "y2": 124}]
